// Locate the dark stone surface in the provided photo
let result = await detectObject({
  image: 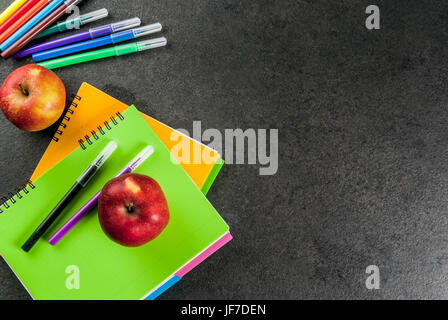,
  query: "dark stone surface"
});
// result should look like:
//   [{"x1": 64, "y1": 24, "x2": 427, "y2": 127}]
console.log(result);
[{"x1": 0, "y1": 0, "x2": 448, "y2": 299}]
